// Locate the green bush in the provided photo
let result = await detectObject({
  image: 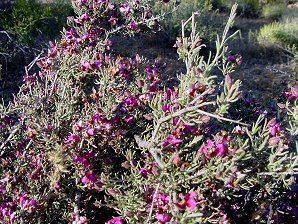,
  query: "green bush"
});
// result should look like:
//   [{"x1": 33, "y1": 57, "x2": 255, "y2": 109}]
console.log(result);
[
  {"x1": 222, "y1": 0, "x2": 261, "y2": 17},
  {"x1": 0, "y1": 0, "x2": 73, "y2": 45},
  {"x1": 154, "y1": 0, "x2": 224, "y2": 42},
  {"x1": 262, "y1": 3, "x2": 286, "y2": 20},
  {"x1": 281, "y1": 6, "x2": 298, "y2": 21},
  {"x1": 257, "y1": 18, "x2": 298, "y2": 48}
]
